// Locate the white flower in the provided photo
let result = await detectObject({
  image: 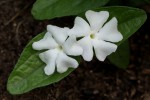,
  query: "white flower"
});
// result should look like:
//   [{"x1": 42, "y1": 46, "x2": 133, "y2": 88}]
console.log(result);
[
  {"x1": 68, "y1": 10, "x2": 123, "y2": 61},
  {"x1": 32, "y1": 25, "x2": 83, "y2": 75}
]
